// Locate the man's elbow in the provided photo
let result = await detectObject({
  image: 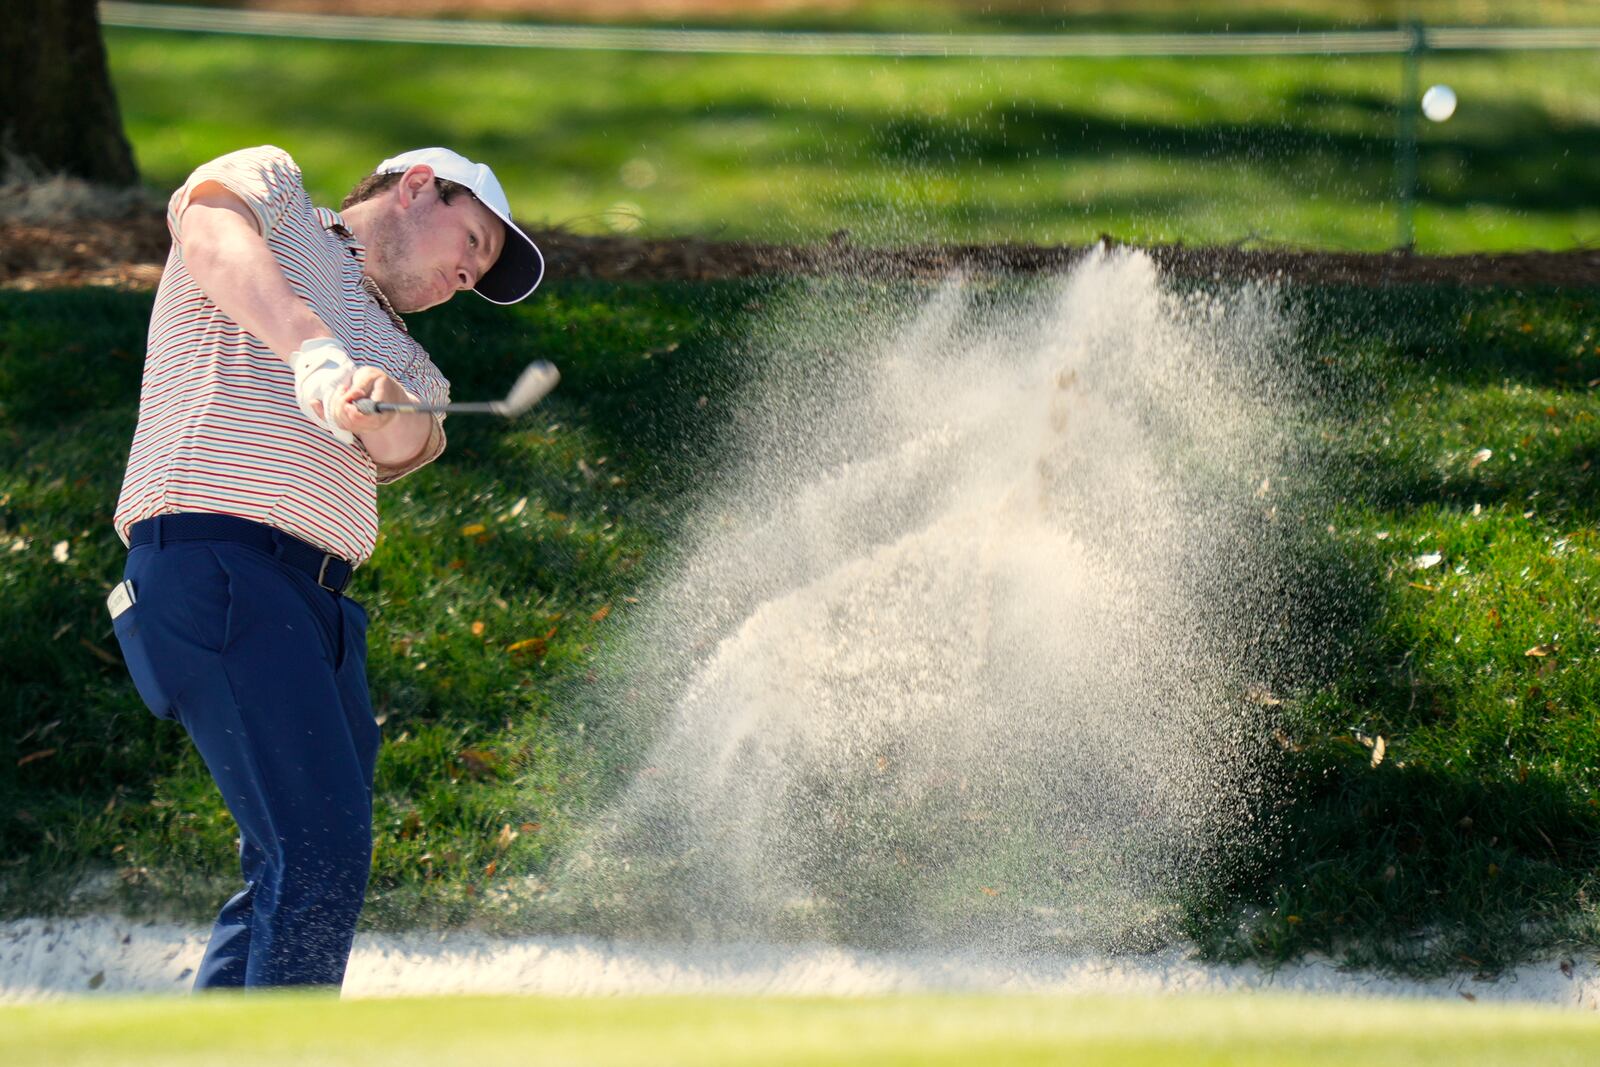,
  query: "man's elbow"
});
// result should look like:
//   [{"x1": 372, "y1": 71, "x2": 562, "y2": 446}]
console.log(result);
[{"x1": 180, "y1": 185, "x2": 262, "y2": 268}]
